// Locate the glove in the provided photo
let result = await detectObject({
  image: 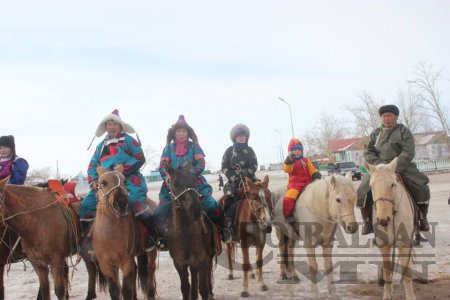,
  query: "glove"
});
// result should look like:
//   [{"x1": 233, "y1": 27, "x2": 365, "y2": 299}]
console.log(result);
[
  {"x1": 284, "y1": 154, "x2": 295, "y2": 165},
  {"x1": 312, "y1": 172, "x2": 322, "y2": 181},
  {"x1": 238, "y1": 169, "x2": 248, "y2": 178},
  {"x1": 89, "y1": 180, "x2": 99, "y2": 191}
]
